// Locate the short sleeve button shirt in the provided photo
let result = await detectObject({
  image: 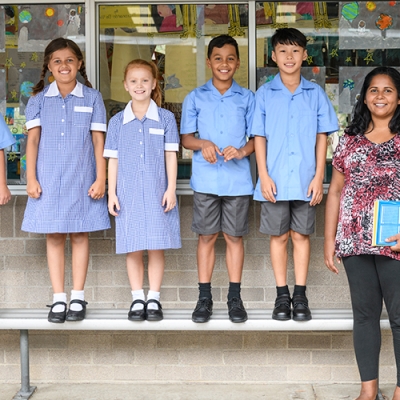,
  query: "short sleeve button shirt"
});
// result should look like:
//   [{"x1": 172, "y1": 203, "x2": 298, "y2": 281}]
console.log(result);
[
  {"x1": 180, "y1": 79, "x2": 255, "y2": 196},
  {"x1": 250, "y1": 73, "x2": 339, "y2": 201}
]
